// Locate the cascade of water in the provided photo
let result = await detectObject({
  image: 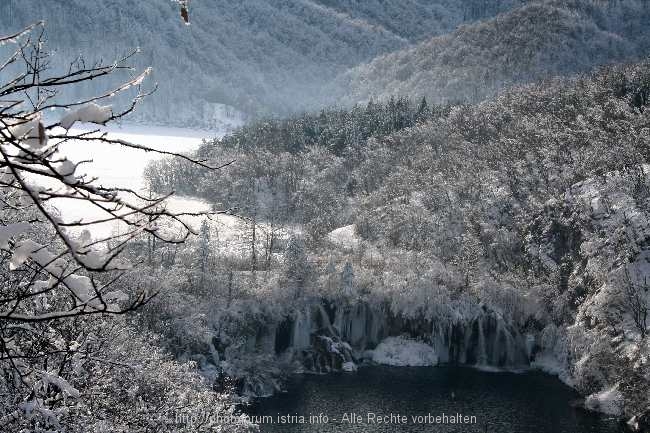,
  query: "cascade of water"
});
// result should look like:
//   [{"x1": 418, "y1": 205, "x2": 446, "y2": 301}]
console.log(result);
[
  {"x1": 492, "y1": 318, "x2": 502, "y2": 365},
  {"x1": 461, "y1": 321, "x2": 473, "y2": 364},
  {"x1": 244, "y1": 334, "x2": 257, "y2": 352},
  {"x1": 316, "y1": 304, "x2": 337, "y2": 337},
  {"x1": 291, "y1": 308, "x2": 312, "y2": 350},
  {"x1": 282, "y1": 300, "x2": 531, "y2": 368},
  {"x1": 503, "y1": 325, "x2": 515, "y2": 365},
  {"x1": 333, "y1": 302, "x2": 353, "y2": 342},
  {"x1": 349, "y1": 303, "x2": 367, "y2": 348},
  {"x1": 333, "y1": 304, "x2": 344, "y2": 336},
  {"x1": 477, "y1": 316, "x2": 488, "y2": 365},
  {"x1": 525, "y1": 333, "x2": 535, "y2": 361},
  {"x1": 209, "y1": 339, "x2": 220, "y2": 364},
  {"x1": 366, "y1": 307, "x2": 384, "y2": 348},
  {"x1": 254, "y1": 323, "x2": 277, "y2": 354},
  {"x1": 431, "y1": 322, "x2": 450, "y2": 363}
]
